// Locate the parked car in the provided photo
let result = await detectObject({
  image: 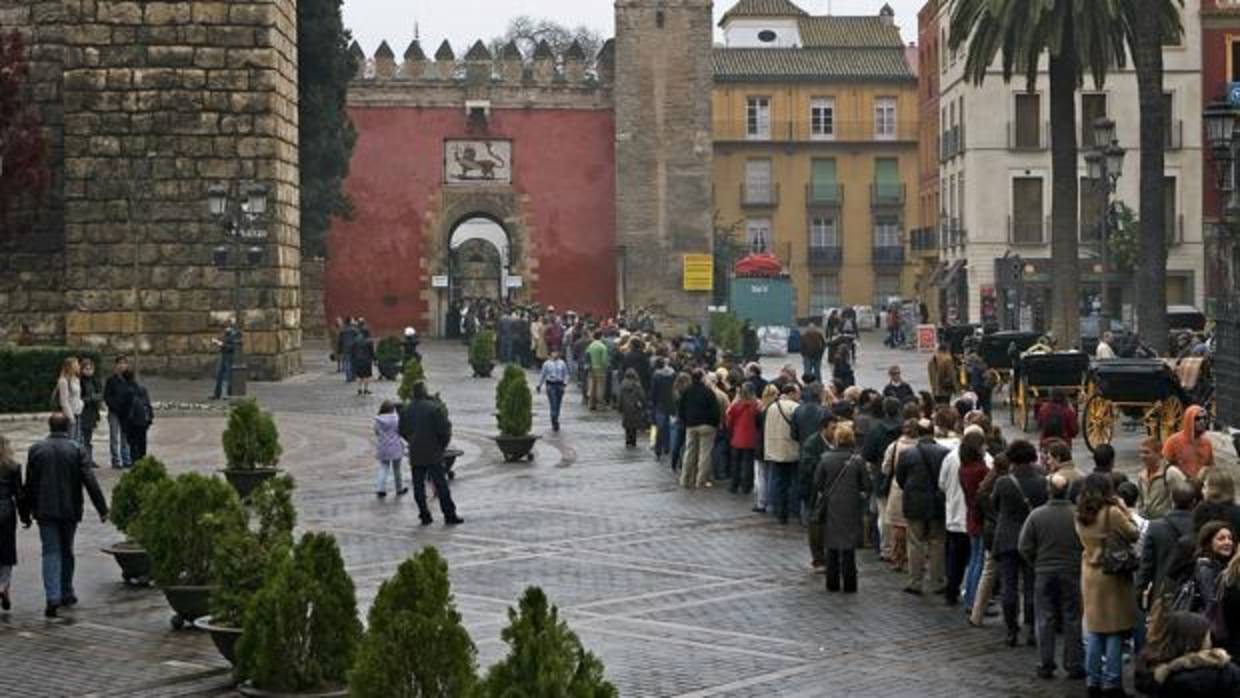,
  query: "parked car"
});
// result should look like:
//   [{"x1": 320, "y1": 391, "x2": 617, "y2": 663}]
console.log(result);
[{"x1": 854, "y1": 305, "x2": 875, "y2": 331}]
